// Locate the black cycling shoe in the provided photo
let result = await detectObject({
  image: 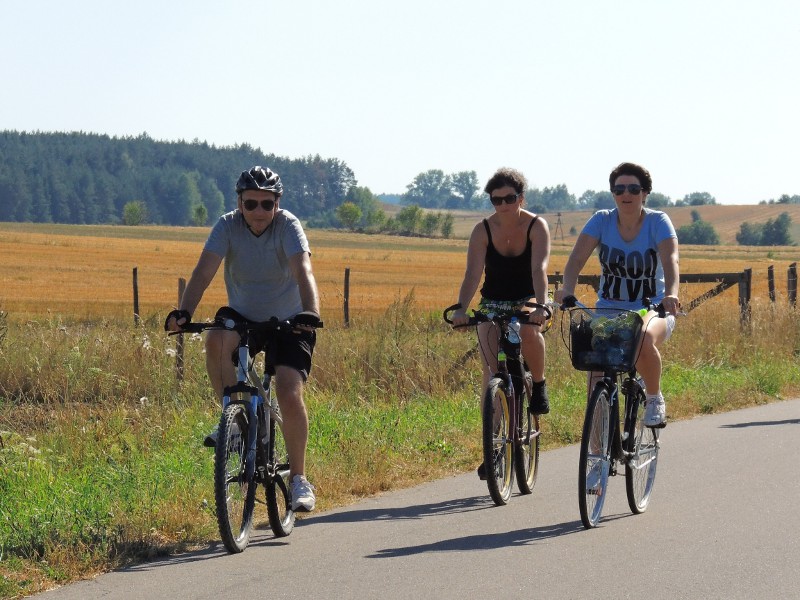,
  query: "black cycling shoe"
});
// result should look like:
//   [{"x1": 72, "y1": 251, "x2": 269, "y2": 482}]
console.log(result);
[
  {"x1": 203, "y1": 427, "x2": 218, "y2": 448},
  {"x1": 477, "y1": 462, "x2": 487, "y2": 480},
  {"x1": 528, "y1": 380, "x2": 550, "y2": 415}
]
